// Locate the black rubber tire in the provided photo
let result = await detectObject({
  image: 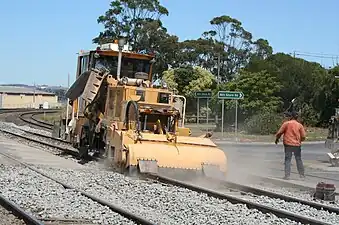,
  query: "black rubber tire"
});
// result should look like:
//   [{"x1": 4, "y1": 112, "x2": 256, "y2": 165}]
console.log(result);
[
  {"x1": 78, "y1": 126, "x2": 89, "y2": 160},
  {"x1": 124, "y1": 100, "x2": 140, "y2": 131}
]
